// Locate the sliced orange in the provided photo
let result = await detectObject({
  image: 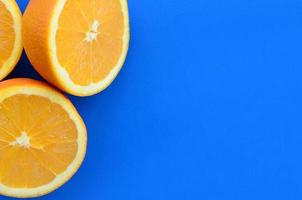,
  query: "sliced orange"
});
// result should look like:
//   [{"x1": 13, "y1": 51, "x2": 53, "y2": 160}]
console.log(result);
[
  {"x1": 0, "y1": 78, "x2": 87, "y2": 198},
  {"x1": 0, "y1": 0, "x2": 22, "y2": 80},
  {"x1": 23, "y1": 0, "x2": 130, "y2": 96}
]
